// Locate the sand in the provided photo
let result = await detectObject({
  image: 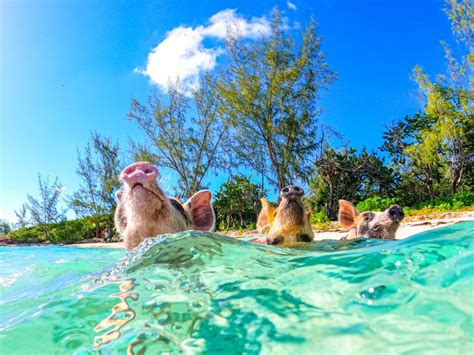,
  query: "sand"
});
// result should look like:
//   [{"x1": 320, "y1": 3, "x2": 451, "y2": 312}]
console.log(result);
[
  {"x1": 314, "y1": 212, "x2": 474, "y2": 240},
  {"x1": 68, "y1": 211, "x2": 474, "y2": 249}
]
